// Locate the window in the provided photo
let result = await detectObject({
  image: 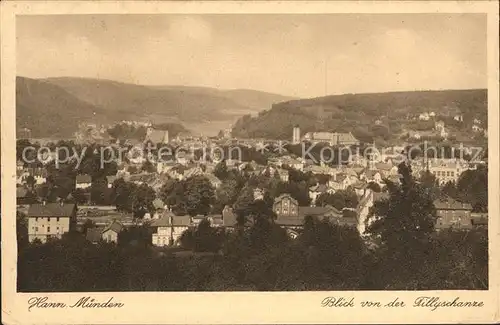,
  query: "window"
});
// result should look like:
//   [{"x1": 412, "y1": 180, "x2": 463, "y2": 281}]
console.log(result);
[
  {"x1": 35, "y1": 227, "x2": 38, "y2": 232},
  {"x1": 57, "y1": 217, "x2": 60, "y2": 222},
  {"x1": 35, "y1": 217, "x2": 38, "y2": 222},
  {"x1": 47, "y1": 226, "x2": 51, "y2": 233},
  {"x1": 48, "y1": 217, "x2": 51, "y2": 222},
  {"x1": 451, "y1": 172, "x2": 455, "y2": 177}
]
